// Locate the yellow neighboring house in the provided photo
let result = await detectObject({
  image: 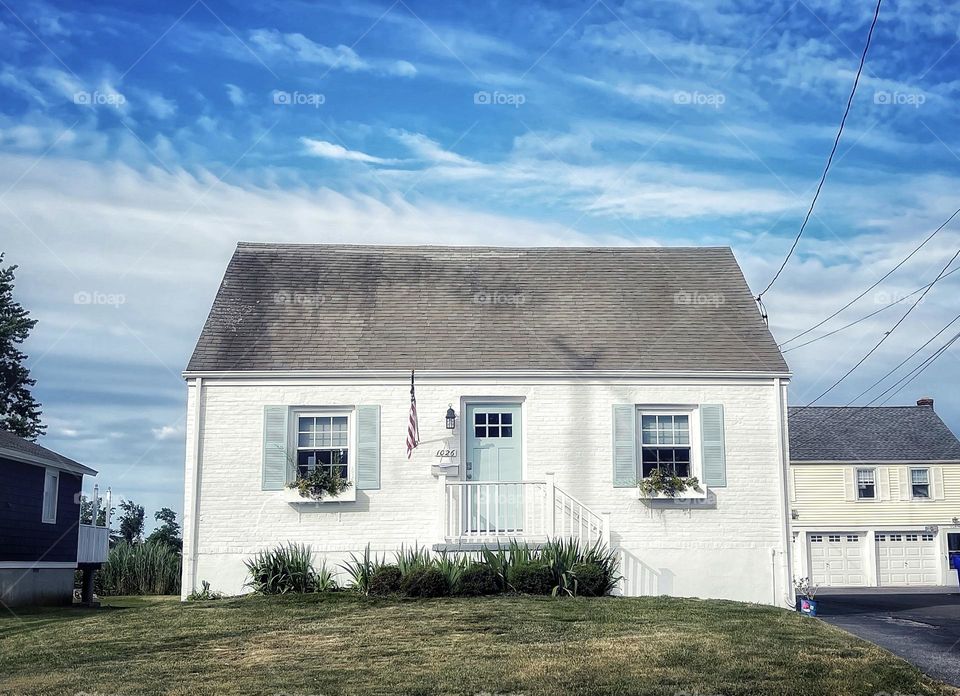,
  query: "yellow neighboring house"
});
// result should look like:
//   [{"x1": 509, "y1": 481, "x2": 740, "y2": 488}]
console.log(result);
[{"x1": 790, "y1": 397, "x2": 960, "y2": 589}]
